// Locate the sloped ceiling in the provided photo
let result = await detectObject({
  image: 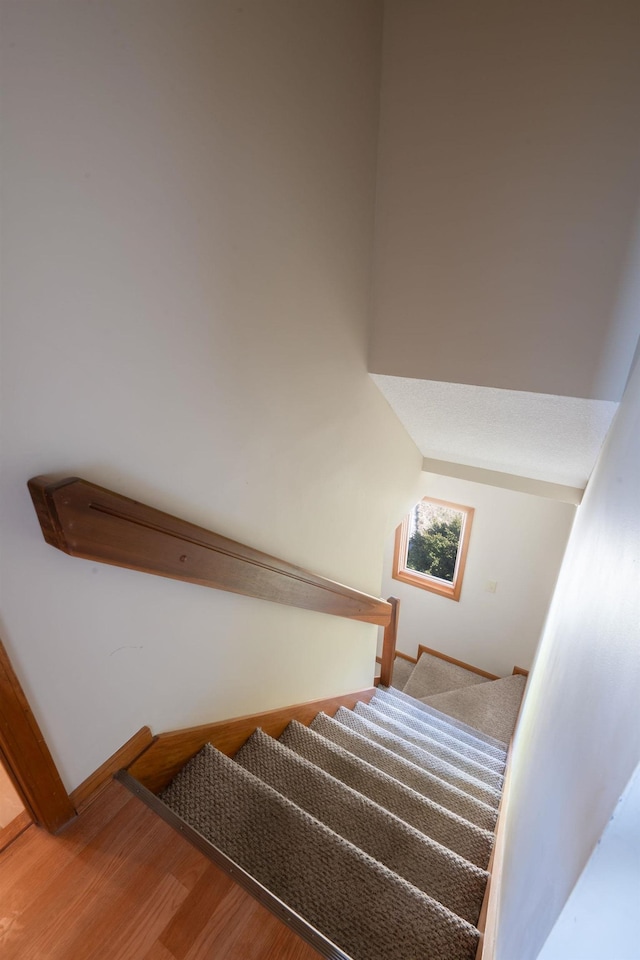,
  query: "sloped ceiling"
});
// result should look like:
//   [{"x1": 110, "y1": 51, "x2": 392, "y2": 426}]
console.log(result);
[{"x1": 371, "y1": 374, "x2": 618, "y2": 491}]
